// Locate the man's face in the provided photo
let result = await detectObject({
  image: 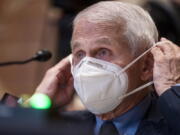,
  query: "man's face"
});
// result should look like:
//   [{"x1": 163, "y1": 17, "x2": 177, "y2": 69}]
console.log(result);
[{"x1": 71, "y1": 20, "x2": 144, "y2": 94}]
